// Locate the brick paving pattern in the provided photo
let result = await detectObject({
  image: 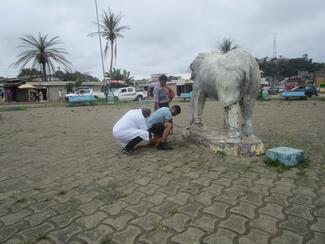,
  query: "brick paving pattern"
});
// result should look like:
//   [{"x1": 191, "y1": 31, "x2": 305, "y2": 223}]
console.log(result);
[{"x1": 0, "y1": 100, "x2": 324, "y2": 243}]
